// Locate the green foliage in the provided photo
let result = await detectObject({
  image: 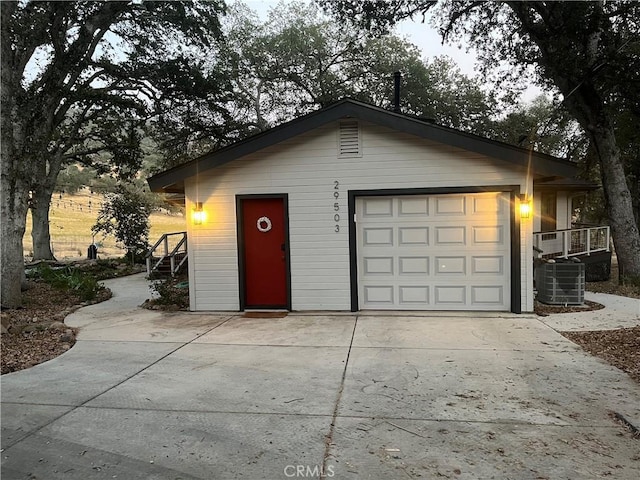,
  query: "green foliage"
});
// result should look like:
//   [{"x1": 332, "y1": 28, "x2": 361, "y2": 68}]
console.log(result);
[
  {"x1": 92, "y1": 184, "x2": 152, "y2": 261},
  {"x1": 55, "y1": 165, "x2": 97, "y2": 194},
  {"x1": 487, "y1": 95, "x2": 589, "y2": 160},
  {"x1": 30, "y1": 265, "x2": 101, "y2": 302},
  {"x1": 318, "y1": 0, "x2": 434, "y2": 35},
  {"x1": 150, "y1": 276, "x2": 190, "y2": 309}
]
